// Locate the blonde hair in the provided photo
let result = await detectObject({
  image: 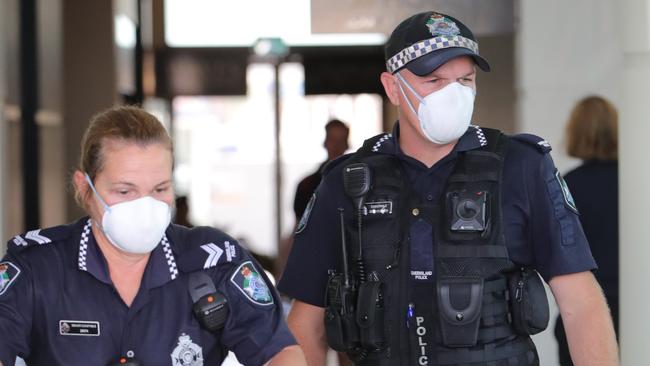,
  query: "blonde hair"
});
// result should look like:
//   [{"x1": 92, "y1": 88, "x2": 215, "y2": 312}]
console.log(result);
[
  {"x1": 565, "y1": 96, "x2": 618, "y2": 161},
  {"x1": 74, "y1": 106, "x2": 172, "y2": 205}
]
